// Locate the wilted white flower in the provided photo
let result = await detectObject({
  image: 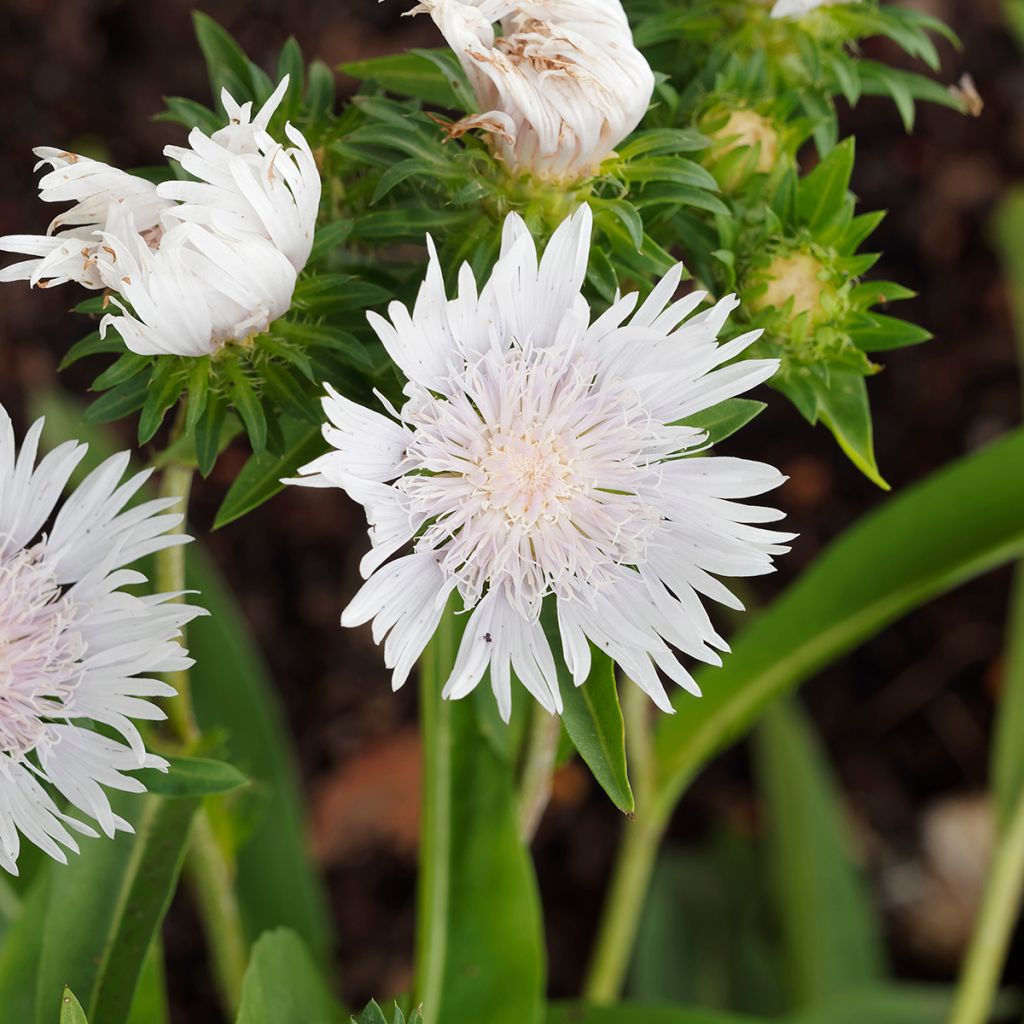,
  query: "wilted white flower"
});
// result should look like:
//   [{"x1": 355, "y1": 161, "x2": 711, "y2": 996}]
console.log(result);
[
  {"x1": 0, "y1": 76, "x2": 320, "y2": 357},
  {"x1": 292, "y1": 206, "x2": 791, "y2": 720},
  {"x1": 0, "y1": 149, "x2": 173, "y2": 290},
  {"x1": 770, "y1": 0, "x2": 857, "y2": 18},
  {"x1": 0, "y1": 405, "x2": 203, "y2": 873},
  {"x1": 412, "y1": 0, "x2": 655, "y2": 181}
]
